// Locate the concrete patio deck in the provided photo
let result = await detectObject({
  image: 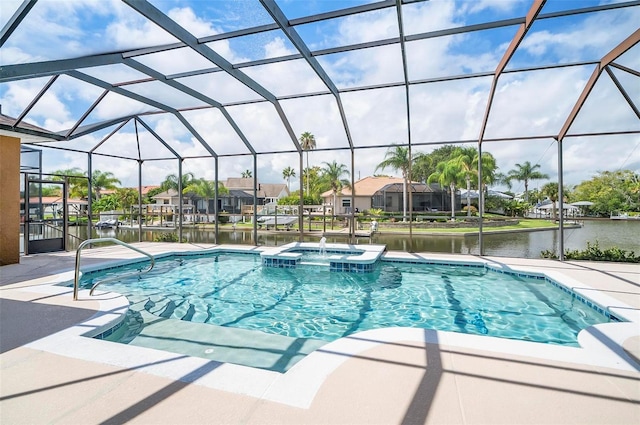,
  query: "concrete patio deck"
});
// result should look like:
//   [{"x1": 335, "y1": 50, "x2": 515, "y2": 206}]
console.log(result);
[{"x1": 1, "y1": 243, "x2": 639, "y2": 424}]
